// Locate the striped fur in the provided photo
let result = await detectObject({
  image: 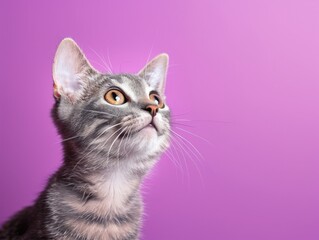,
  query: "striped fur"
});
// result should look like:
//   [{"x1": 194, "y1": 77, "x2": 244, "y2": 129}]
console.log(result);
[{"x1": 0, "y1": 39, "x2": 170, "y2": 240}]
